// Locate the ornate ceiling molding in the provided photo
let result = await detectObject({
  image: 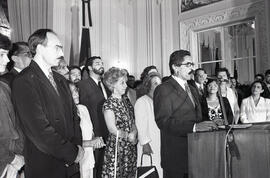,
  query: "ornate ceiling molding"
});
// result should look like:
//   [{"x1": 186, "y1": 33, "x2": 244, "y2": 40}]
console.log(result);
[{"x1": 179, "y1": 1, "x2": 267, "y2": 69}]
